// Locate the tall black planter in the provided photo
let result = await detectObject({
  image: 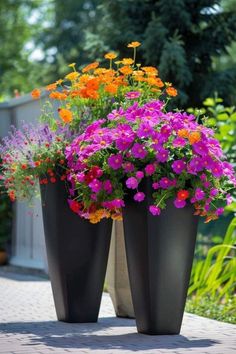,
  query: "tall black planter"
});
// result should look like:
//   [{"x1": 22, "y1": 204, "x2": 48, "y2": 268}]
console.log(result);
[
  {"x1": 122, "y1": 178, "x2": 199, "y2": 335},
  {"x1": 40, "y1": 180, "x2": 112, "y2": 323}
]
